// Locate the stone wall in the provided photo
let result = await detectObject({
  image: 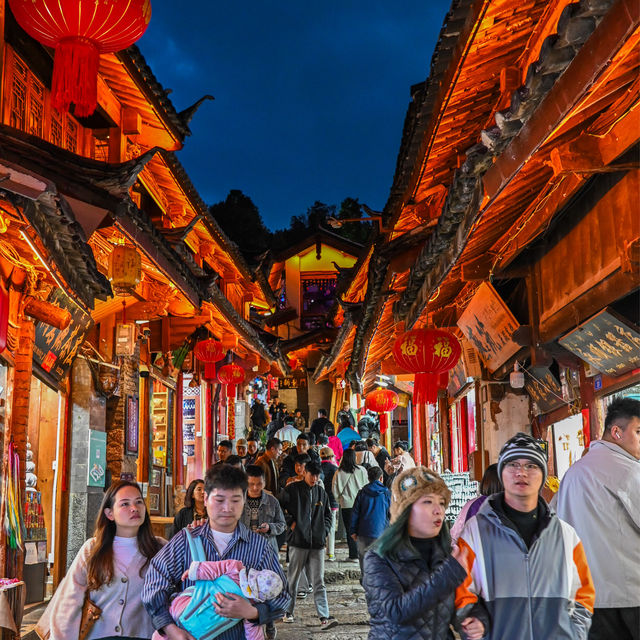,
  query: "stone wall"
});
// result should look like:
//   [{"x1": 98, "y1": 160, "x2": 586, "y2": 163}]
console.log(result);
[{"x1": 67, "y1": 358, "x2": 106, "y2": 569}]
